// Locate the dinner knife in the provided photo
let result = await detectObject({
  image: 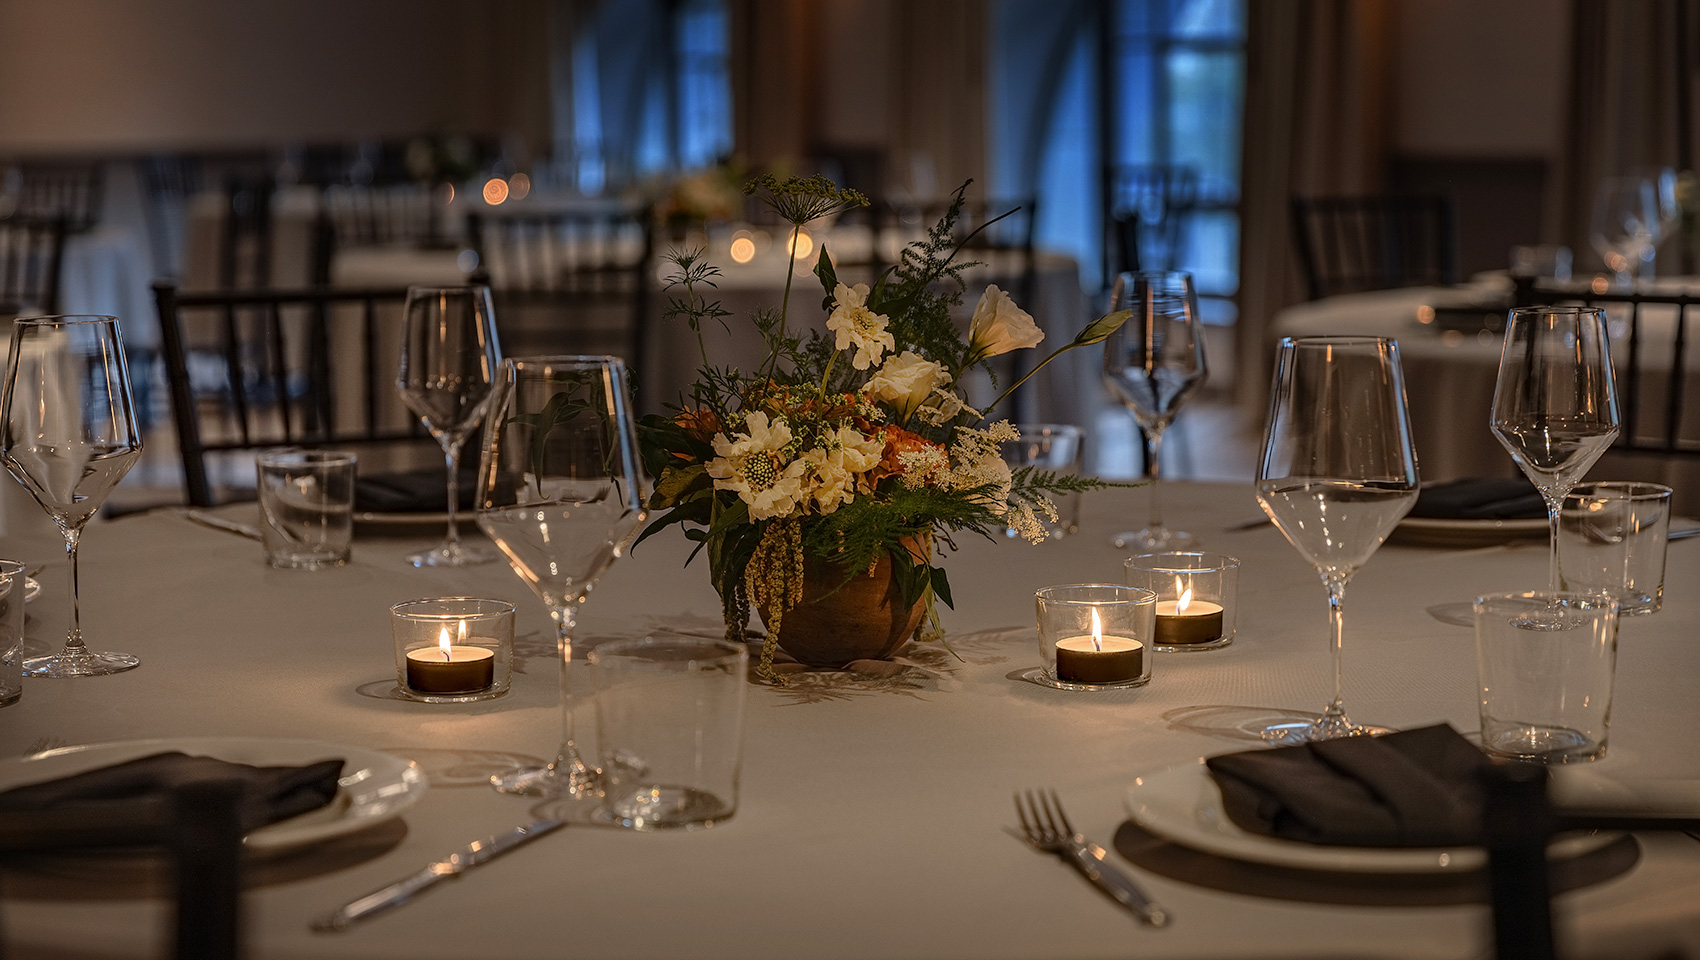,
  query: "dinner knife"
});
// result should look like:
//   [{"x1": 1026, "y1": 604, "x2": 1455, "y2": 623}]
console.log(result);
[
  {"x1": 311, "y1": 818, "x2": 565, "y2": 932},
  {"x1": 181, "y1": 509, "x2": 264, "y2": 542}
]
